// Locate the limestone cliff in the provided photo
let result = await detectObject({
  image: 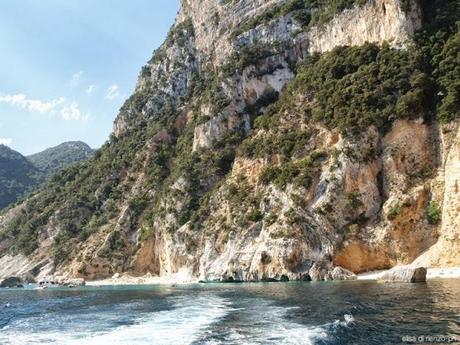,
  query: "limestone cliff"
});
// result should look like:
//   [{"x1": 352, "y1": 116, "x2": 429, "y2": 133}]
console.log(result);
[{"x1": 1, "y1": 0, "x2": 459, "y2": 283}]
